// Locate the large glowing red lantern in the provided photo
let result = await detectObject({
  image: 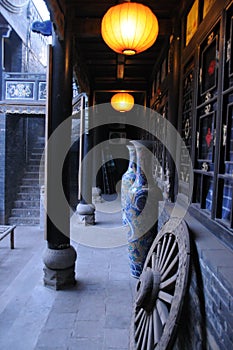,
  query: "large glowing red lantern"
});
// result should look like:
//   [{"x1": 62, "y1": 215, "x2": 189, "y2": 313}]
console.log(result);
[{"x1": 101, "y1": 2, "x2": 159, "y2": 55}]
